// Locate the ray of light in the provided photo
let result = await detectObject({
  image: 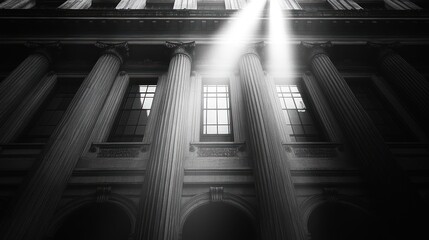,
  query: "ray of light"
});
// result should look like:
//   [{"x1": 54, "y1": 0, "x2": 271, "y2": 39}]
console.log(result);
[
  {"x1": 267, "y1": 0, "x2": 295, "y2": 77},
  {"x1": 202, "y1": 0, "x2": 268, "y2": 75}
]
